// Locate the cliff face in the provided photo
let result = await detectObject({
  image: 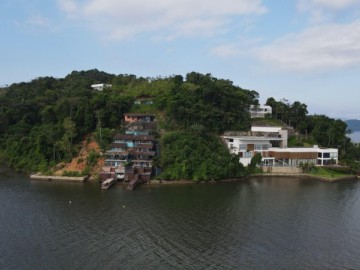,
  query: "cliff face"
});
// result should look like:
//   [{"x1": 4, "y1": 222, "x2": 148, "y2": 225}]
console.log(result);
[{"x1": 53, "y1": 137, "x2": 103, "y2": 178}]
